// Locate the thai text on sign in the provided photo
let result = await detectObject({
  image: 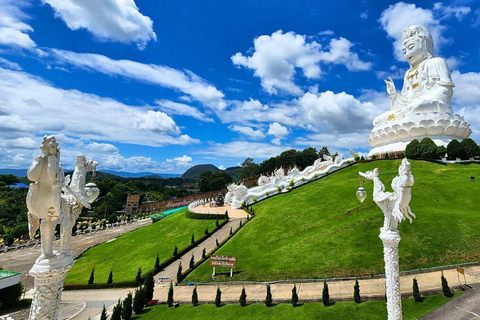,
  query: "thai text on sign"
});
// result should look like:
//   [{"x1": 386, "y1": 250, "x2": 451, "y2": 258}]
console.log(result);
[{"x1": 209, "y1": 255, "x2": 237, "y2": 268}]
